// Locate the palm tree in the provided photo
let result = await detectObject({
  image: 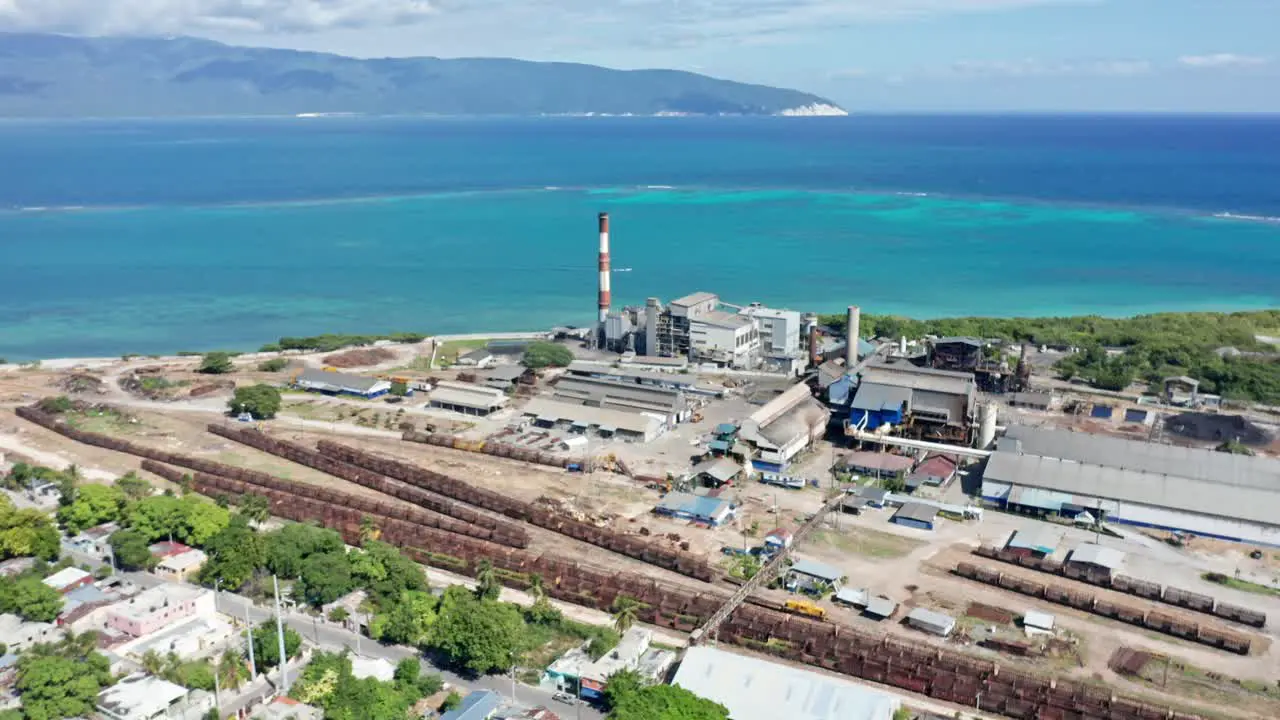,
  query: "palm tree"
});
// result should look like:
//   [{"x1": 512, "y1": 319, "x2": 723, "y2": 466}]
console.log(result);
[
  {"x1": 216, "y1": 649, "x2": 247, "y2": 691},
  {"x1": 527, "y1": 573, "x2": 546, "y2": 603},
  {"x1": 141, "y1": 649, "x2": 165, "y2": 676},
  {"x1": 58, "y1": 630, "x2": 99, "y2": 660},
  {"x1": 164, "y1": 651, "x2": 182, "y2": 680},
  {"x1": 611, "y1": 595, "x2": 640, "y2": 634},
  {"x1": 474, "y1": 560, "x2": 500, "y2": 601},
  {"x1": 240, "y1": 494, "x2": 271, "y2": 527}
]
